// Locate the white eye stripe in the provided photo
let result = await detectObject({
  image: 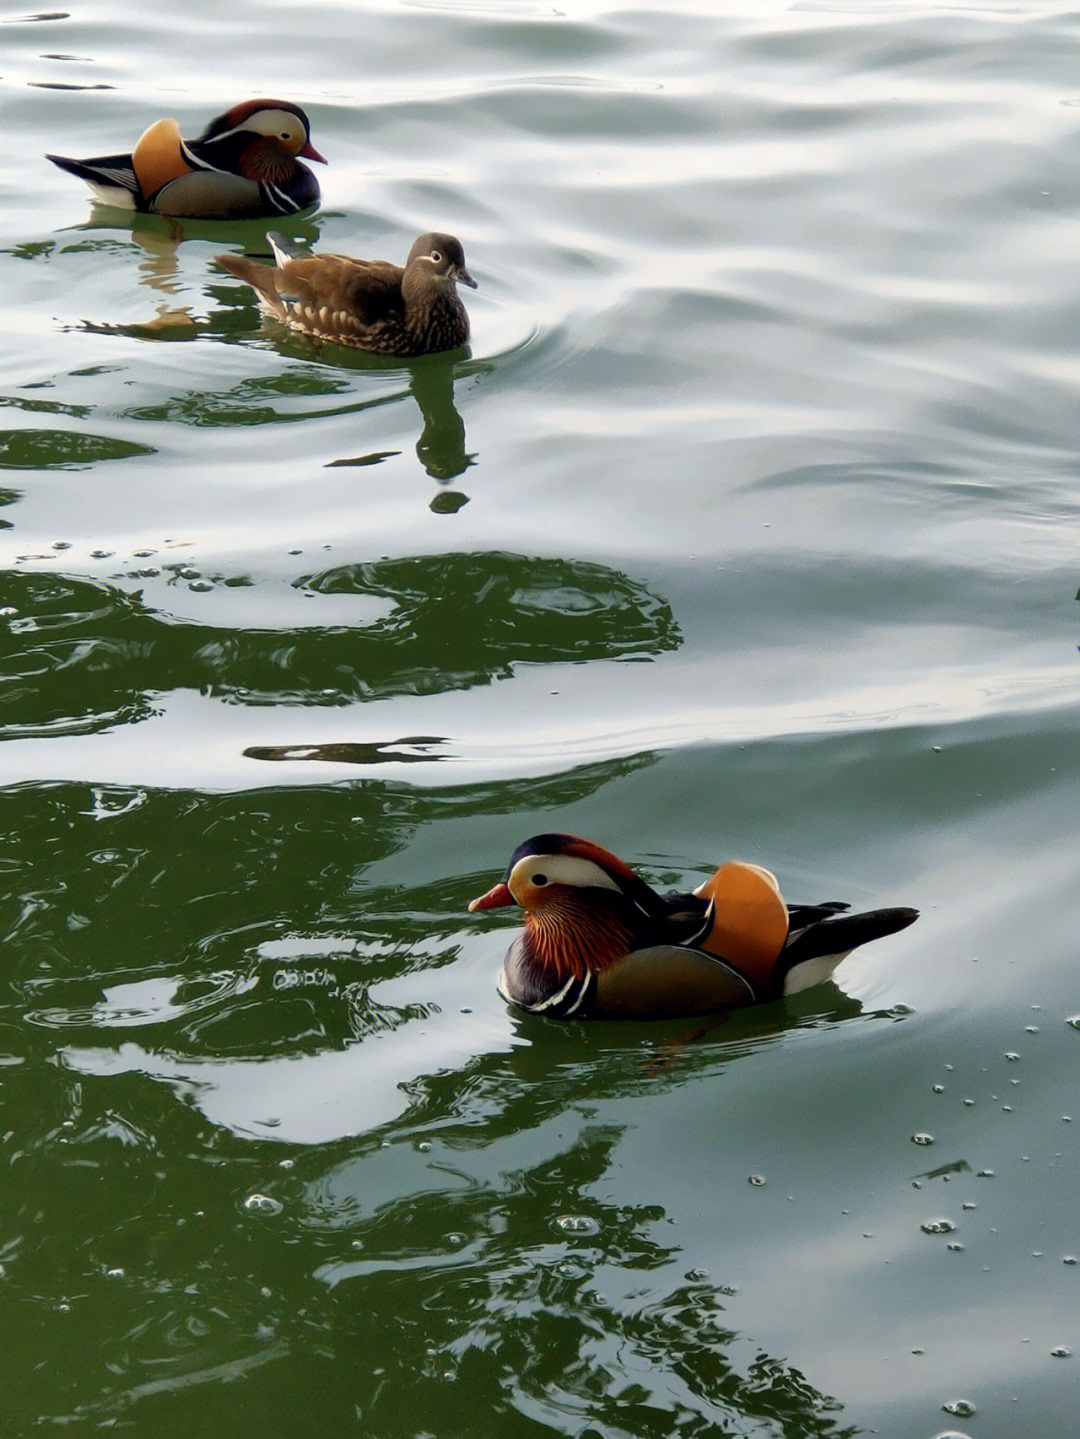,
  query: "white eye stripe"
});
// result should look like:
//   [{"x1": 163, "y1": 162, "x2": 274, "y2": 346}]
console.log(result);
[
  {"x1": 219, "y1": 110, "x2": 304, "y2": 142},
  {"x1": 507, "y1": 853, "x2": 622, "y2": 899}
]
